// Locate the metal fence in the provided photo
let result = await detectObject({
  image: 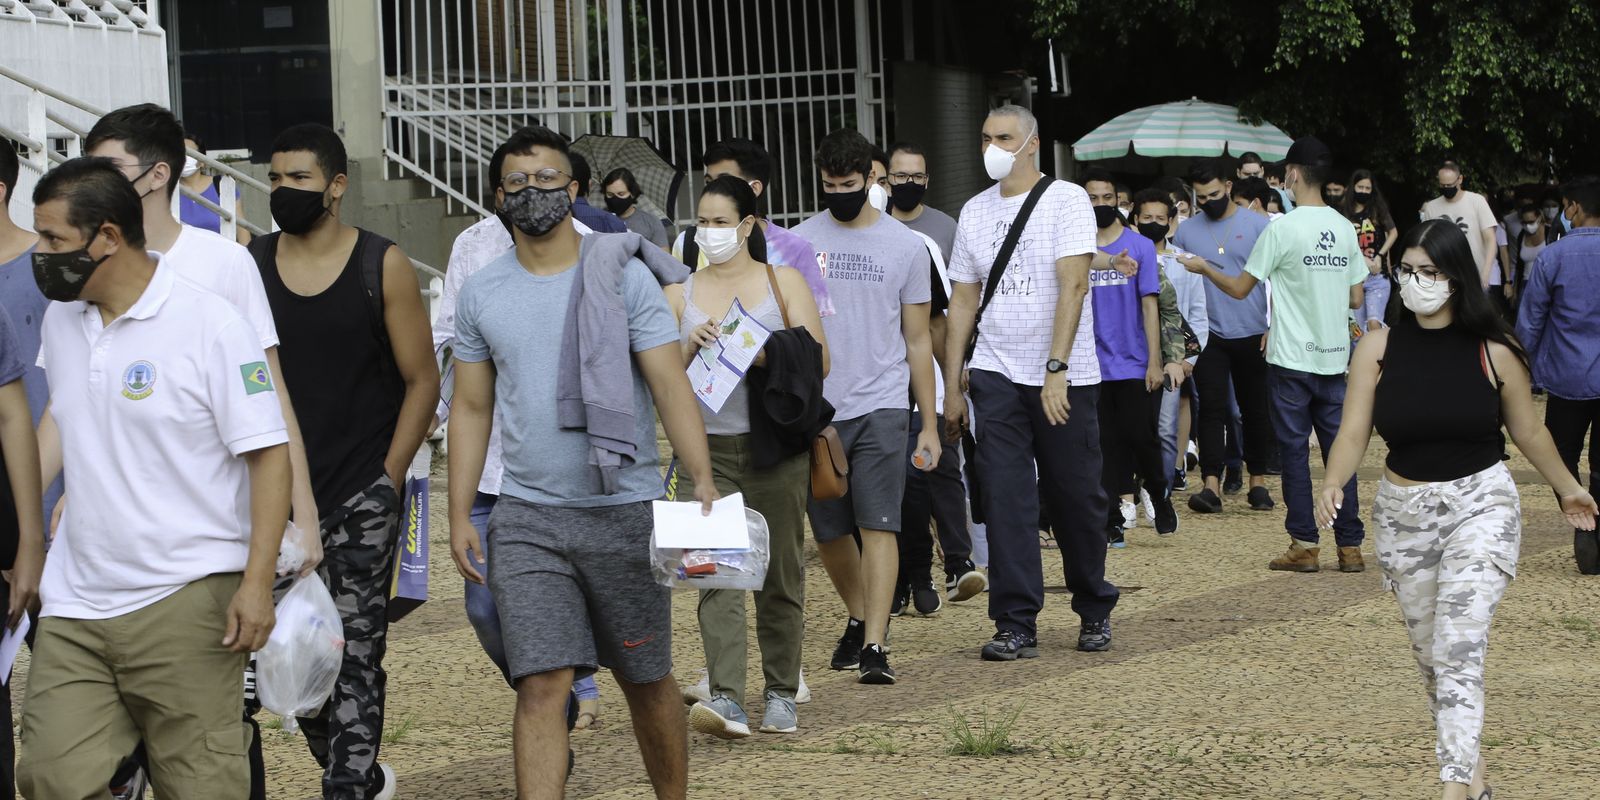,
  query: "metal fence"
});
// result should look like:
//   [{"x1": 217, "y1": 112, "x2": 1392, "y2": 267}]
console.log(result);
[{"x1": 380, "y1": 0, "x2": 885, "y2": 227}]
